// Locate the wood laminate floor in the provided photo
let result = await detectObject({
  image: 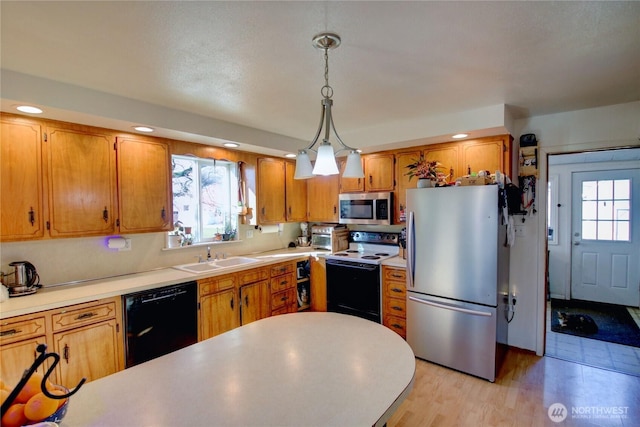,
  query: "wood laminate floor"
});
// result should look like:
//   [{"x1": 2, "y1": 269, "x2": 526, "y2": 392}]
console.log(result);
[{"x1": 388, "y1": 348, "x2": 640, "y2": 427}]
